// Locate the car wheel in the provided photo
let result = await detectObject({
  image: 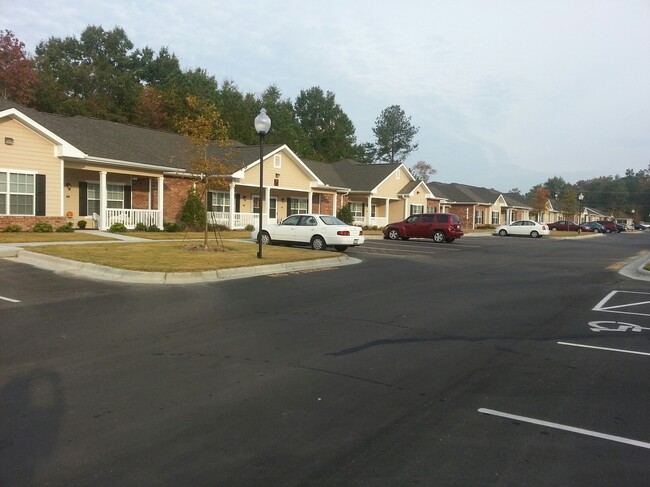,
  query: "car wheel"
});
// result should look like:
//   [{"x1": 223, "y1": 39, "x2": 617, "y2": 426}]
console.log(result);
[
  {"x1": 498, "y1": 229, "x2": 508, "y2": 236},
  {"x1": 334, "y1": 245, "x2": 348, "y2": 252},
  {"x1": 605, "y1": 228, "x2": 611, "y2": 233},
  {"x1": 530, "y1": 230, "x2": 540, "y2": 238},
  {"x1": 311, "y1": 235, "x2": 326, "y2": 250},
  {"x1": 386, "y1": 228, "x2": 400, "y2": 240},
  {"x1": 432, "y1": 230, "x2": 445, "y2": 243},
  {"x1": 260, "y1": 231, "x2": 271, "y2": 245}
]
